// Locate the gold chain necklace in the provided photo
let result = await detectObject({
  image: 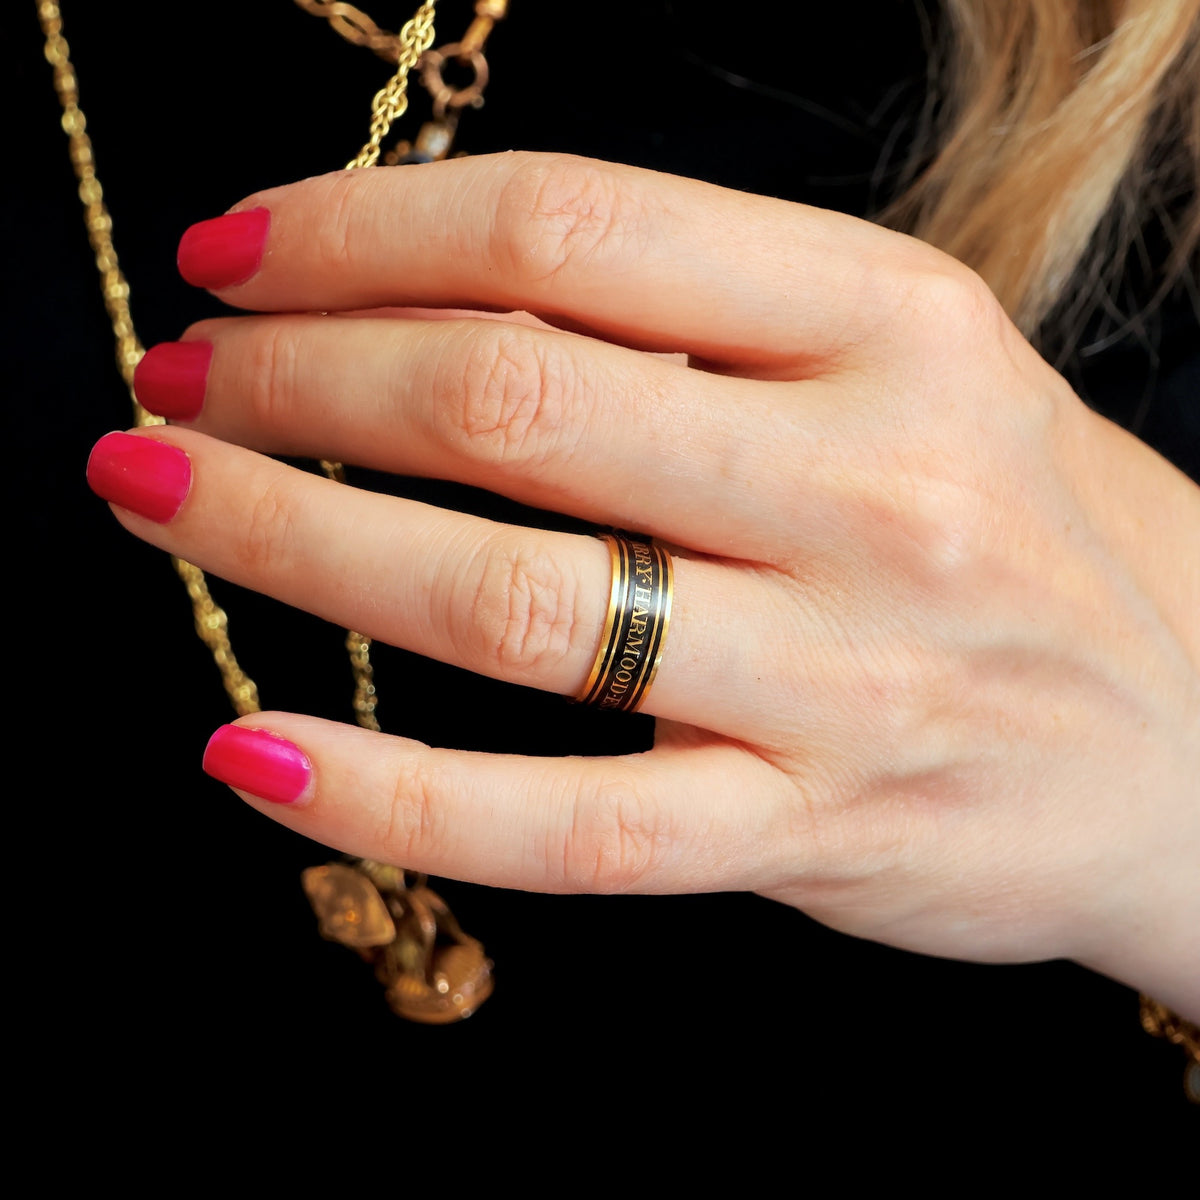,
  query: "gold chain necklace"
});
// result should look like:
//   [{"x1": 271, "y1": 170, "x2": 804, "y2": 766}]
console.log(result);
[{"x1": 40, "y1": 0, "x2": 507, "y2": 1024}]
